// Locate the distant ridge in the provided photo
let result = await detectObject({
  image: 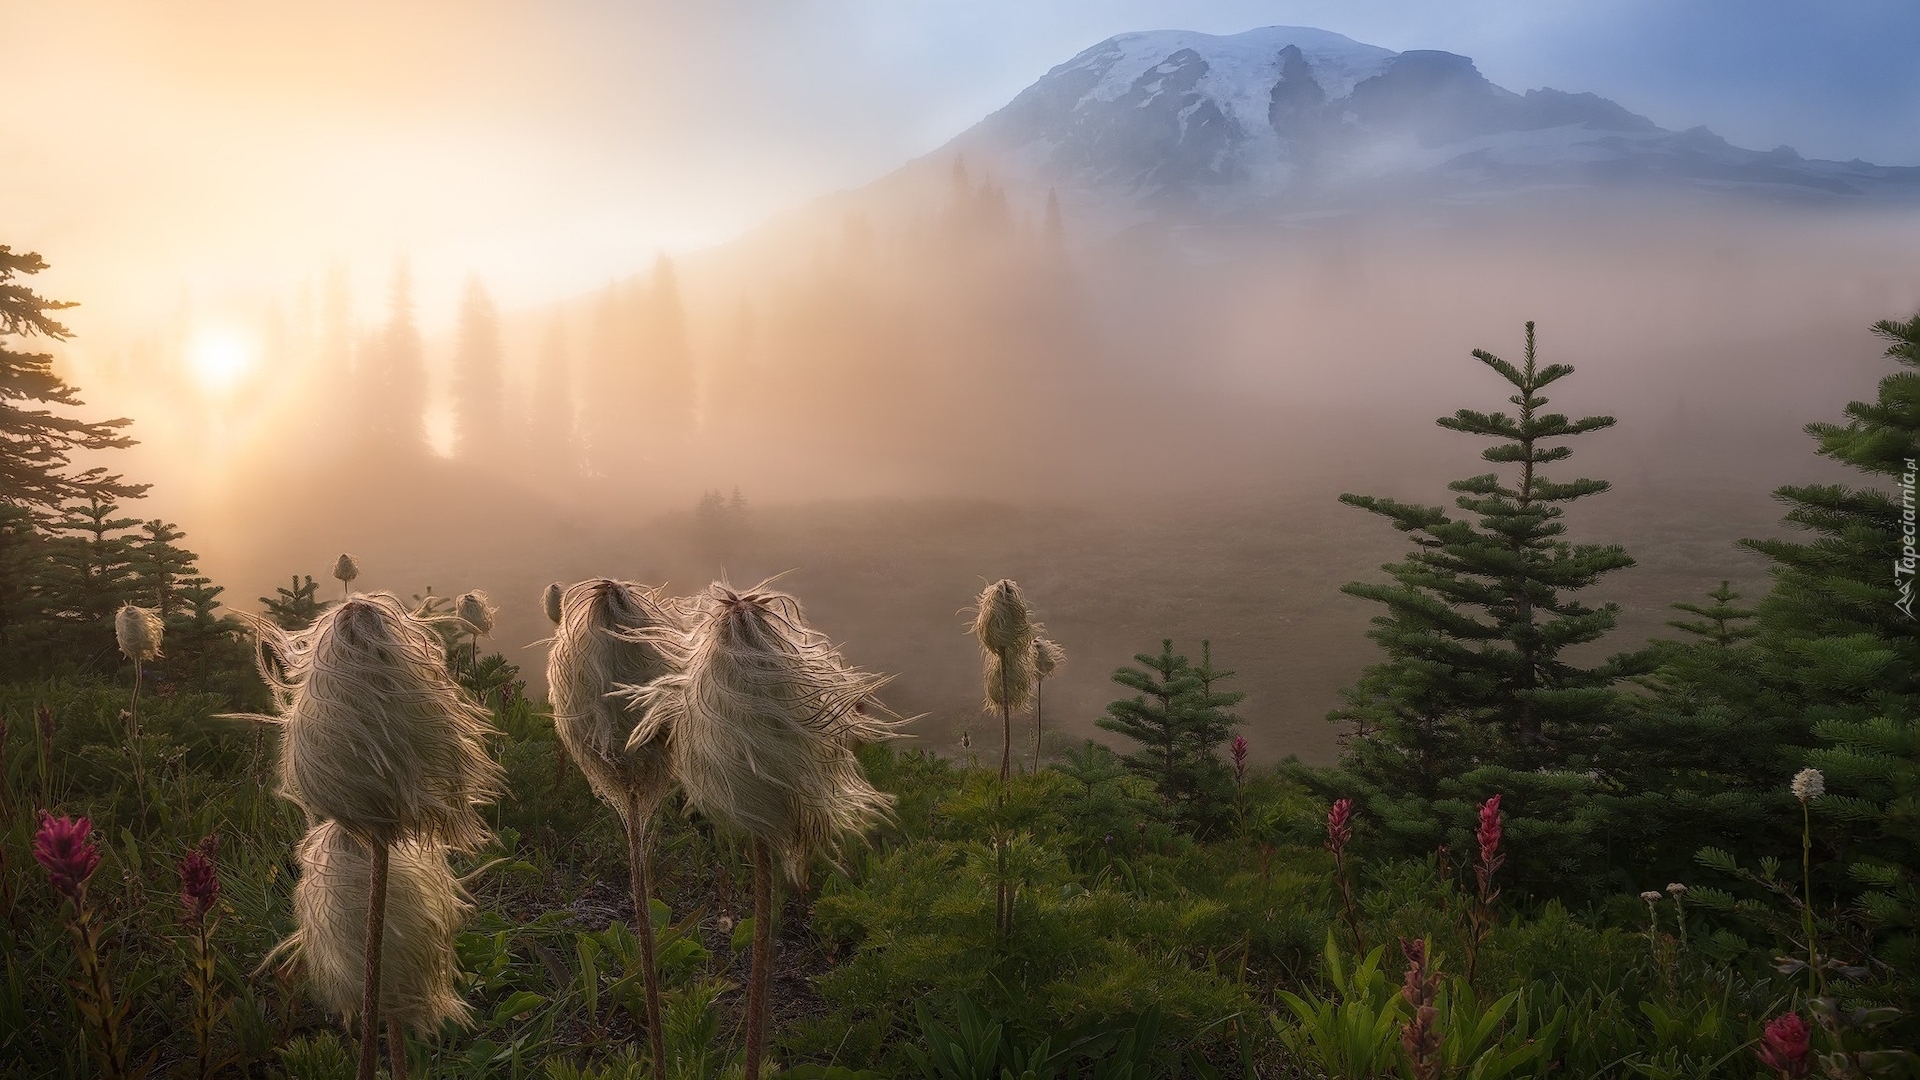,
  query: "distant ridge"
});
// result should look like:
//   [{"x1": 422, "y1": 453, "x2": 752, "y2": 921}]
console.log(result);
[{"x1": 926, "y1": 25, "x2": 1920, "y2": 222}]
